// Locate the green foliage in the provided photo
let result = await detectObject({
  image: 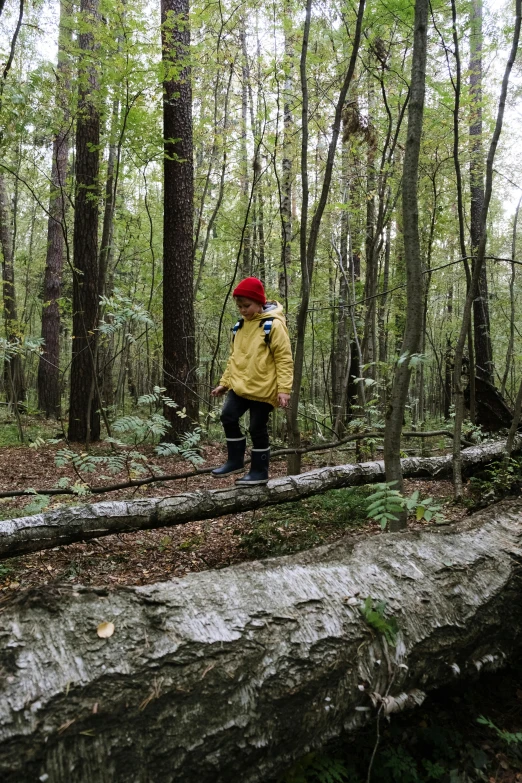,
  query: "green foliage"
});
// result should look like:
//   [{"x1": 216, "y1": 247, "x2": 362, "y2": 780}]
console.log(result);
[
  {"x1": 50, "y1": 387, "x2": 203, "y2": 486},
  {"x1": 239, "y1": 487, "x2": 371, "y2": 559},
  {"x1": 469, "y1": 458, "x2": 522, "y2": 504},
  {"x1": 98, "y1": 292, "x2": 154, "y2": 337},
  {"x1": 280, "y1": 752, "x2": 354, "y2": 783},
  {"x1": 477, "y1": 715, "x2": 522, "y2": 746},
  {"x1": 359, "y1": 596, "x2": 399, "y2": 647},
  {"x1": 22, "y1": 493, "x2": 50, "y2": 515},
  {"x1": 381, "y1": 745, "x2": 419, "y2": 782},
  {"x1": 155, "y1": 428, "x2": 204, "y2": 467},
  {"x1": 366, "y1": 482, "x2": 404, "y2": 528},
  {"x1": 402, "y1": 491, "x2": 444, "y2": 524},
  {"x1": 366, "y1": 482, "x2": 445, "y2": 529}
]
